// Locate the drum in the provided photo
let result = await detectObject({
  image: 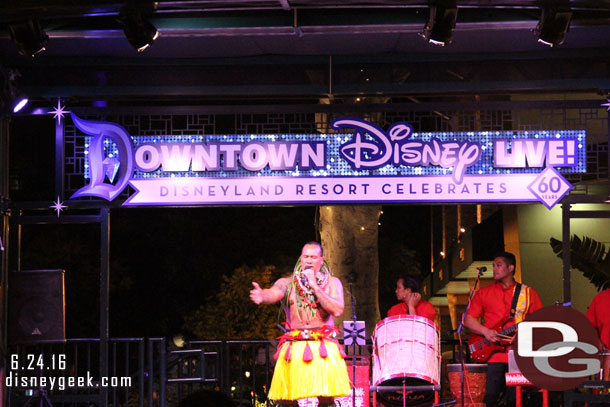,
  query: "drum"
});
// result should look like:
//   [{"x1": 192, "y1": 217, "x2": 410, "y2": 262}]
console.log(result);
[
  {"x1": 373, "y1": 315, "x2": 441, "y2": 386},
  {"x1": 447, "y1": 364, "x2": 487, "y2": 407}
]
